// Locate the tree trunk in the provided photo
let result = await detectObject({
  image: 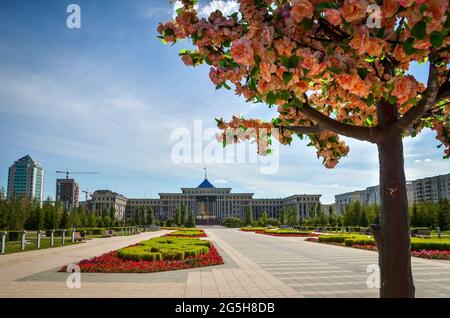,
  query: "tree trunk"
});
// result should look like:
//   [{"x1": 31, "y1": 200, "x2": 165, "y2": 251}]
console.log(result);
[{"x1": 376, "y1": 134, "x2": 415, "y2": 298}]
